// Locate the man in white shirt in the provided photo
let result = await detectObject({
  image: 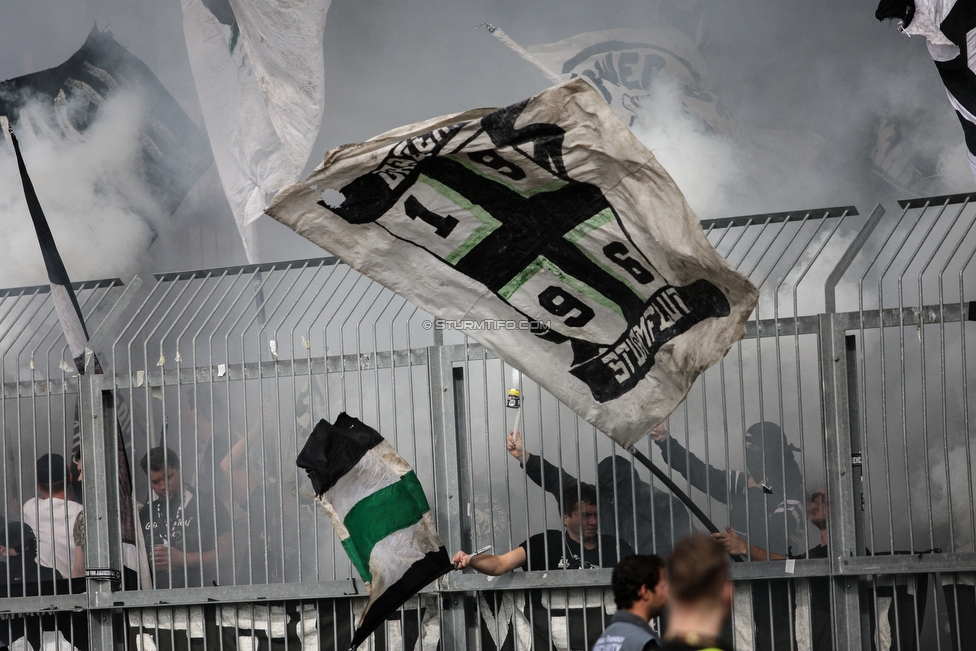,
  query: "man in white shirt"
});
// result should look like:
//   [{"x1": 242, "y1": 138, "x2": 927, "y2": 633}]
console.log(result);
[{"x1": 22, "y1": 454, "x2": 82, "y2": 579}]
